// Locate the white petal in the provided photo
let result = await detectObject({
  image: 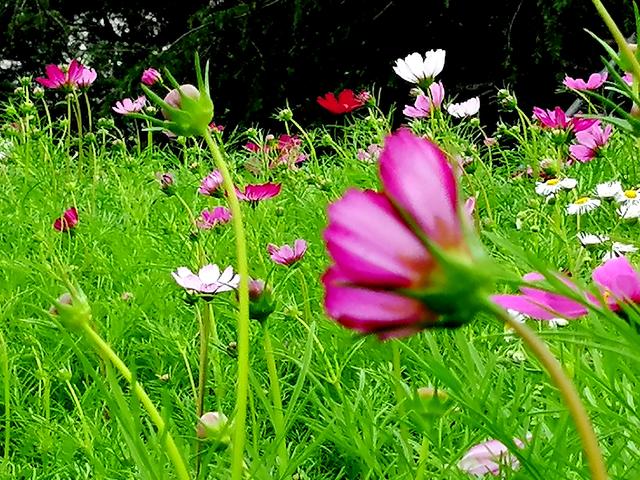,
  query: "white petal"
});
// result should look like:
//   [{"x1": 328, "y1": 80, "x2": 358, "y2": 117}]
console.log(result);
[
  {"x1": 199, "y1": 264, "x2": 221, "y2": 284},
  {"x1": 558, "y1": 178, "x2": 577, "y2": 190}
]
